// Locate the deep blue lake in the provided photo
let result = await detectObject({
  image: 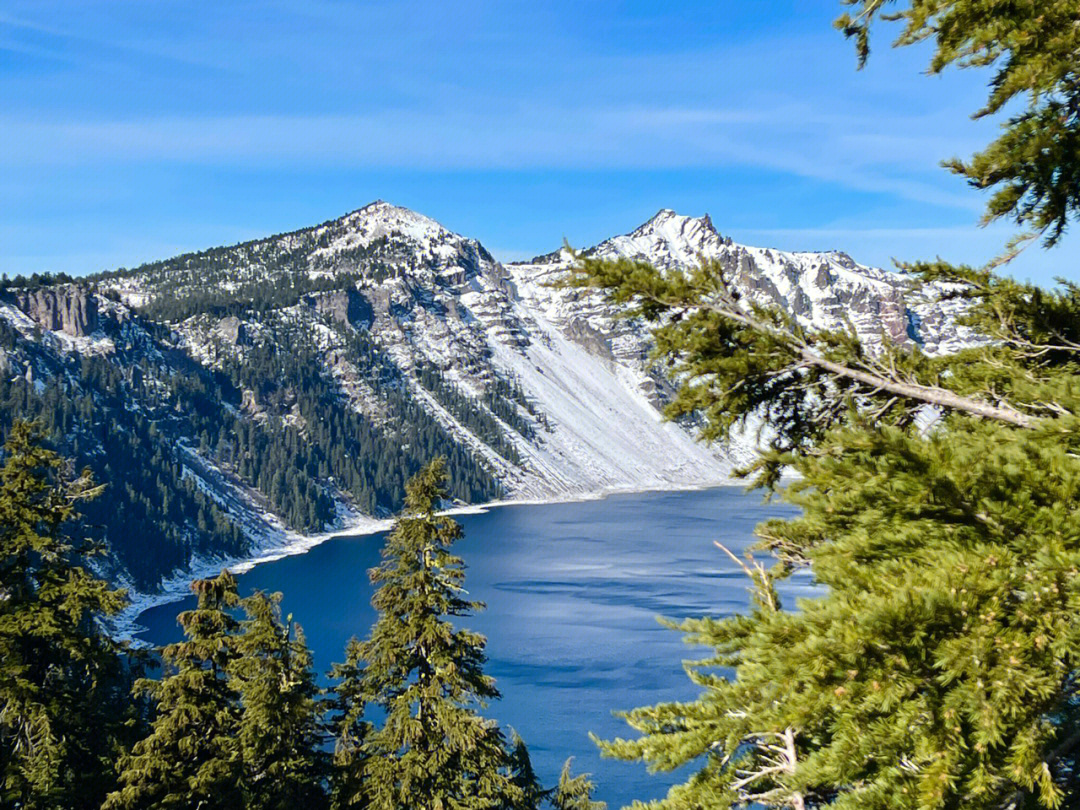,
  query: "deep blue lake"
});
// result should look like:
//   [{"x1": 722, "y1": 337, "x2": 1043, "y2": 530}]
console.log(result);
[{"x1": 136, "y1": 486, "x2": 810, "y2": 808}]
